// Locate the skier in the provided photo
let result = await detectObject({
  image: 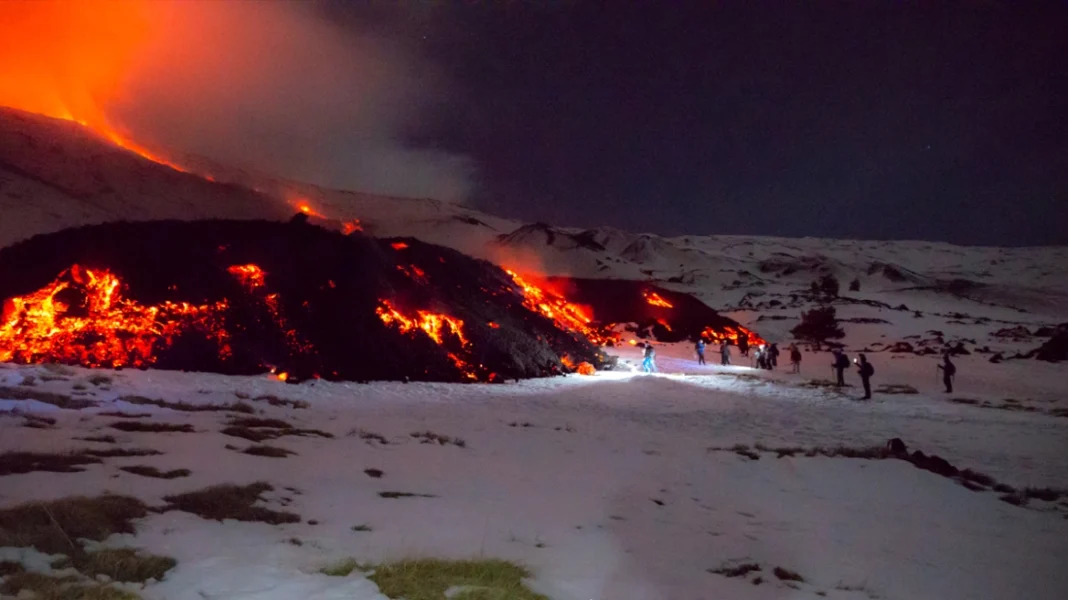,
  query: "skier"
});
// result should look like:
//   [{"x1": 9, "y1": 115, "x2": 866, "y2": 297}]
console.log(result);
[
  {"x1": 642, "y1": 343, "x2": 657, "y2": 373},
  {"x1": 832, "y1": 348, "x2": 849, "y2": 386},
  {"x1": 789, "y1": 344, "x2": 802, "y2": 374},
  {"x1": 738, "y1": 336, "x2": 750, "y2": 357},
  {"x1": 720, "y1": 341, "x2": 731, "y2": 366},
  {"x1": 769, "y1": 343, "x2": 780, "y2": 369},
  {"x1": 856, "y1": 353, "x2": 874, "y2": 400},
  {"x1": 937, "y1": 353, "x2": 956, "y2": 393},
  {"x1": 695, "y1": 338, "x2": 706, "y2": 365}
]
